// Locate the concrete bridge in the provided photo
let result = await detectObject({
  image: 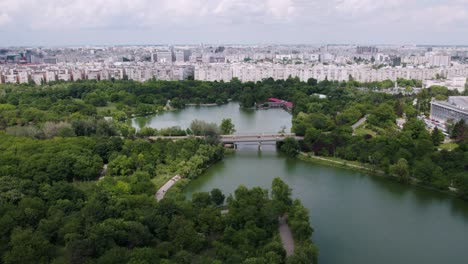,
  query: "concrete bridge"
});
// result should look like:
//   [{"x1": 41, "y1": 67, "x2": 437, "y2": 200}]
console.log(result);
[
  {"x1": 220, "y1": 133, "x2": 302, "y2": 143},
  {"x1": 148, "y1": 133, "x2": 303, "y2": 150},
  {"x1": 221, "y1": 133, "x2": 303, "y2": 150}
]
